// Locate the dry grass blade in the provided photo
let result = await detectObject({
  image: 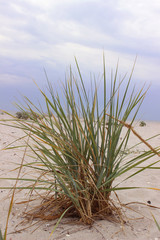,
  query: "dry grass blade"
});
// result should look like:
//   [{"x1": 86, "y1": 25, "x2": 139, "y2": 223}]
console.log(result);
[
  {"x1": 151, "y1": 212, "x2": 160, "y2": 231},
  {"x1": 2, "y1": 128, "x2": 32, "y2": 240},
  {"x1": 113, "y1": 116, "x2": 160, "y2": 157}
]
